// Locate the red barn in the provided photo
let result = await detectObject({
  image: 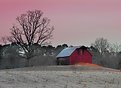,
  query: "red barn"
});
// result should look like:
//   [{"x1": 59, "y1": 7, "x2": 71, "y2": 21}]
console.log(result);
[{"x1": 56, "y1": 46, "x2": 92, "y2": 65}]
